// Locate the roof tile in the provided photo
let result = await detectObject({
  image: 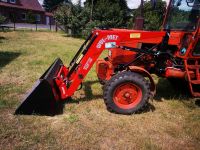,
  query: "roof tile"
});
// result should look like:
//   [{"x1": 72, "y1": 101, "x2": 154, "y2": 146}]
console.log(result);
[{"x1": 0, "y1": 0, "x2": 44, "y2": 12}]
